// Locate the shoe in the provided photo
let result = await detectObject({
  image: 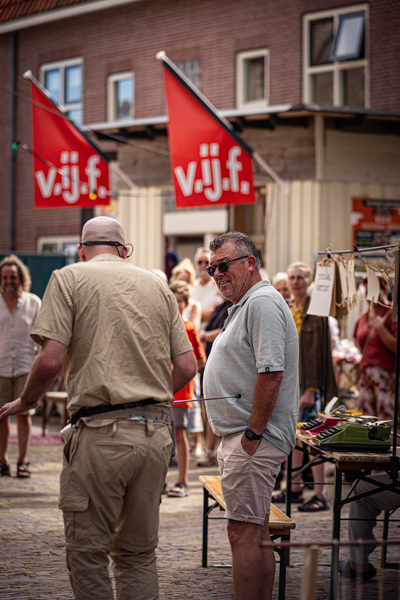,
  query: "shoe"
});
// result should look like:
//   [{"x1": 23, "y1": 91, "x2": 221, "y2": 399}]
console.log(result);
[
  {"x1": 338, "y1": 560, "x2": 376, "y2": 580},
  {"x1": 167, "y1": 483, "x2": 189, "y2": 498},
  {"x1": 17, "y1": 461, "x2": 31, "y2": 478},
  {"x1": 298, "y1": 495, "x2": 328, "y2": 512},
  {"x1": 272, "y1": 490, "x2": 304, "y2": 504},
  {"x1": 0, "y1": 461, "x2": 11, "y2": 477},
  {"x1": 196, "y1": 452, "x2": 217, "y2": 467}
]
